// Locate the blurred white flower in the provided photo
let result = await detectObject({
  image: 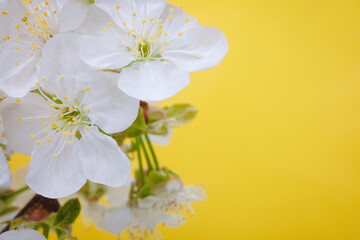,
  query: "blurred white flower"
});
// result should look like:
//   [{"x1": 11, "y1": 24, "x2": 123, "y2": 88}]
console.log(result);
[
  {"x1": 78, "y1": 0, "x2": 228, "y2": 102},
  {"x1": 0, "y1": 34, "x2": 139, "y2": 199},
  {"x1": 0, "y1": 148, "x2": 10, "y2": 193},
  {"x1": 0, "y1": 229, "x2": 46, "y2": 240},
  {"x1": 83, "y1": 177, "x2": 206, "y2": 239},
  {"x1": 0, "y1": 0, "x2": 91, "y2": 97}
]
